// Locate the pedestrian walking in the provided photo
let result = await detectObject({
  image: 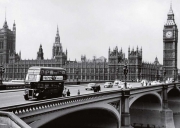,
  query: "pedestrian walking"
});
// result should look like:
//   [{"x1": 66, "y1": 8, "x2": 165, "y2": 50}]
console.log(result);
[
  {"x1": 67, "y1": 89, "x2": 70, "y2": 96},
  {"x1": 77, "y1": 89, "x2": 80, "y2": 95},
  {"x1": 63, "y1": 88, "x2": 67, "y2": 97}
]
